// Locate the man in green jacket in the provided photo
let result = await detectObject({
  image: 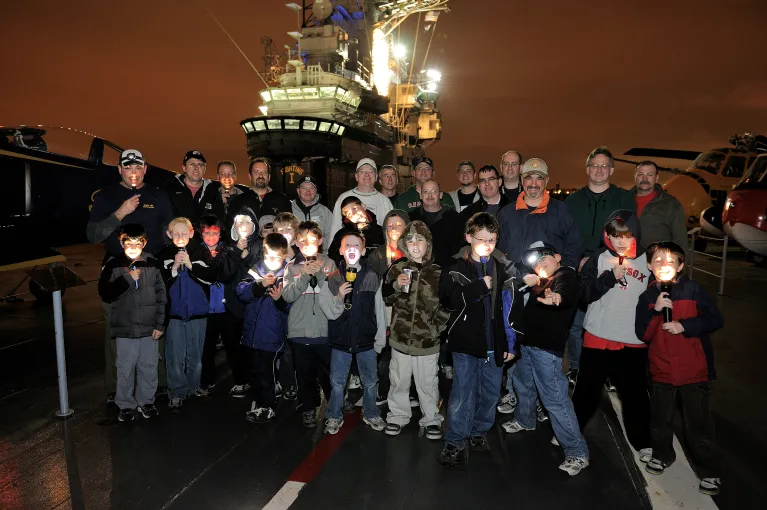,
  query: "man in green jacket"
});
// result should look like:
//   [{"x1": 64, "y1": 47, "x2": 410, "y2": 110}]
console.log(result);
[{"x1": 394, "y1": 156, "x2": 456, "y2": 213}]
